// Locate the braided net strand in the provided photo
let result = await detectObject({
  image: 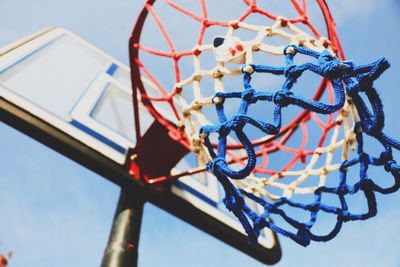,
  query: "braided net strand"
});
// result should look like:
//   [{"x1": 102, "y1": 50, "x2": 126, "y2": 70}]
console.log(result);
[{"x1": 132, "y1": 1, "x2": 399, "y2": 246}]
